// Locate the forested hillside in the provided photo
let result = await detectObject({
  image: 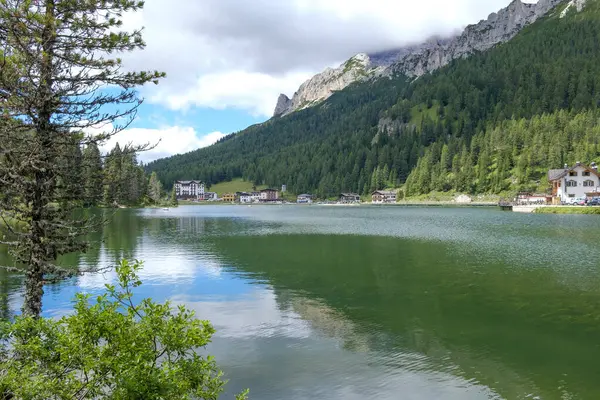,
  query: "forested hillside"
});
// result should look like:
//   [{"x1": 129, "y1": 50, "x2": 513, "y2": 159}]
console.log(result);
[{"x1": 147, "y1": 0, "x2": 600, "y2": 197}]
